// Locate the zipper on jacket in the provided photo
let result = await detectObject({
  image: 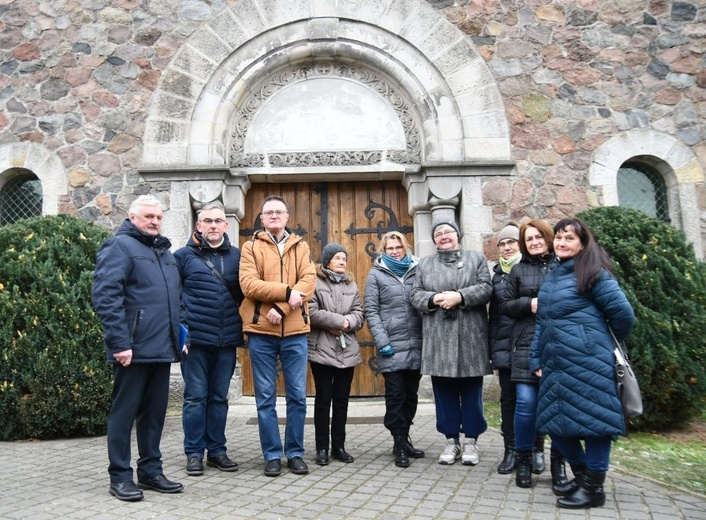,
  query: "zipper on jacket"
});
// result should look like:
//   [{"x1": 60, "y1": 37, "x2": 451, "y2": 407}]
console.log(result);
[{"x1": 130, "y1": 309, "x2": 144, "y2": 343}]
